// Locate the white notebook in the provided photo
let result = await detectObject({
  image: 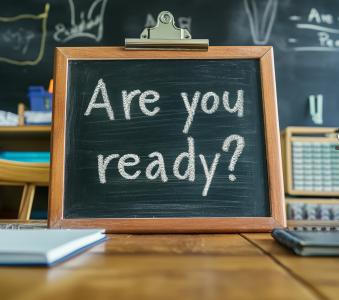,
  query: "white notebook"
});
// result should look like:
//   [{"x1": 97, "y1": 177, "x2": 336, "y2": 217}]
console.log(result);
[{"x1": 0, "y1": 229, "x2": 106, "y2": 266}]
